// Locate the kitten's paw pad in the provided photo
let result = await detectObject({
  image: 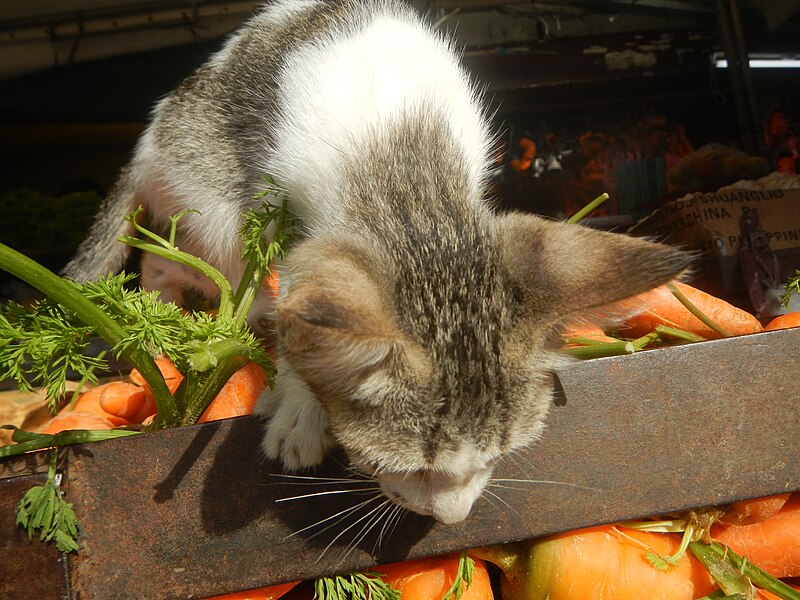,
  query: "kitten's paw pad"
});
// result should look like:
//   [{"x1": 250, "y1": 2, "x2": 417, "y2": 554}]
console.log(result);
[{"x1": 262, "y1": 403, "x2": 333, "y2": 470}]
